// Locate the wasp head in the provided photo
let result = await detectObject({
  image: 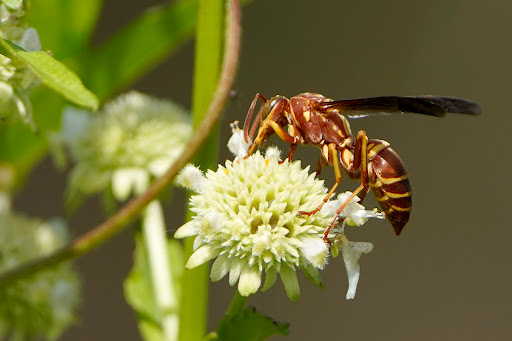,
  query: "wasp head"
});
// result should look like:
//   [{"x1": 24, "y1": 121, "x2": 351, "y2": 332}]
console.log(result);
[{"x1": 243, "y1": 95, "x2": 290, "y2": 155}]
